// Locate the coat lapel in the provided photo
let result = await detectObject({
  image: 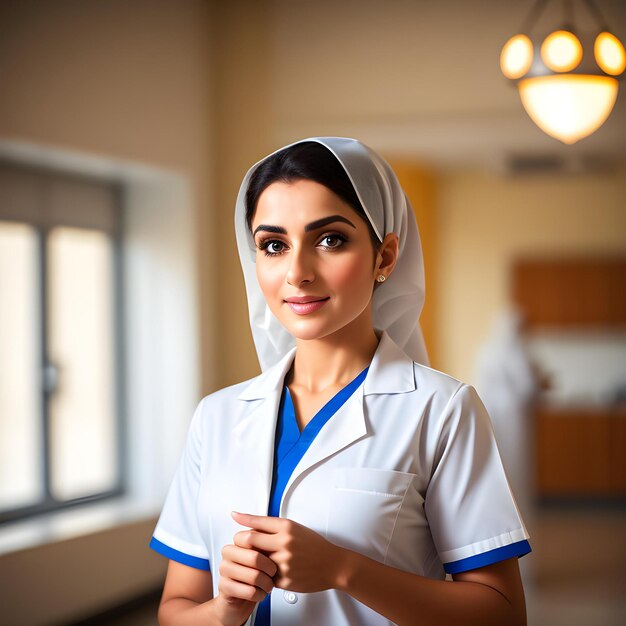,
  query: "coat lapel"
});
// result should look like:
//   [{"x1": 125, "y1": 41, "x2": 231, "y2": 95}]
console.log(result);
[
  {"x1": 278, "y1": 387, "x2": 368, "y2": 513},
  {"x1": 279, "y1": 331, "x2": 417, "y2": 513},
  {"x1": 231, "y1": 347, "x2": 296, "y2": 514},
  {"x1": 231, "y1": 330, "x2": 417, "y2": 517}
]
